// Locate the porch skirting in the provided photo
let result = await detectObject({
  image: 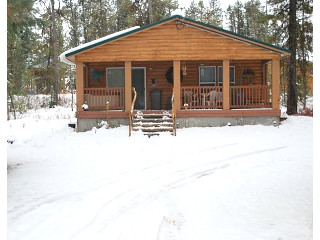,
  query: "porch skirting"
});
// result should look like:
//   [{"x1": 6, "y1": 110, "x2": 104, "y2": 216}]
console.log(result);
[
  {"x1": 77, "y1": 118, "x2": 129, "y2": 132},
  {"x1": 76, "y1": 109, "x2": 280, "y2": 132},
  {"x1": 177, "y1": 116, "x2": 279, "y2": 128}
]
